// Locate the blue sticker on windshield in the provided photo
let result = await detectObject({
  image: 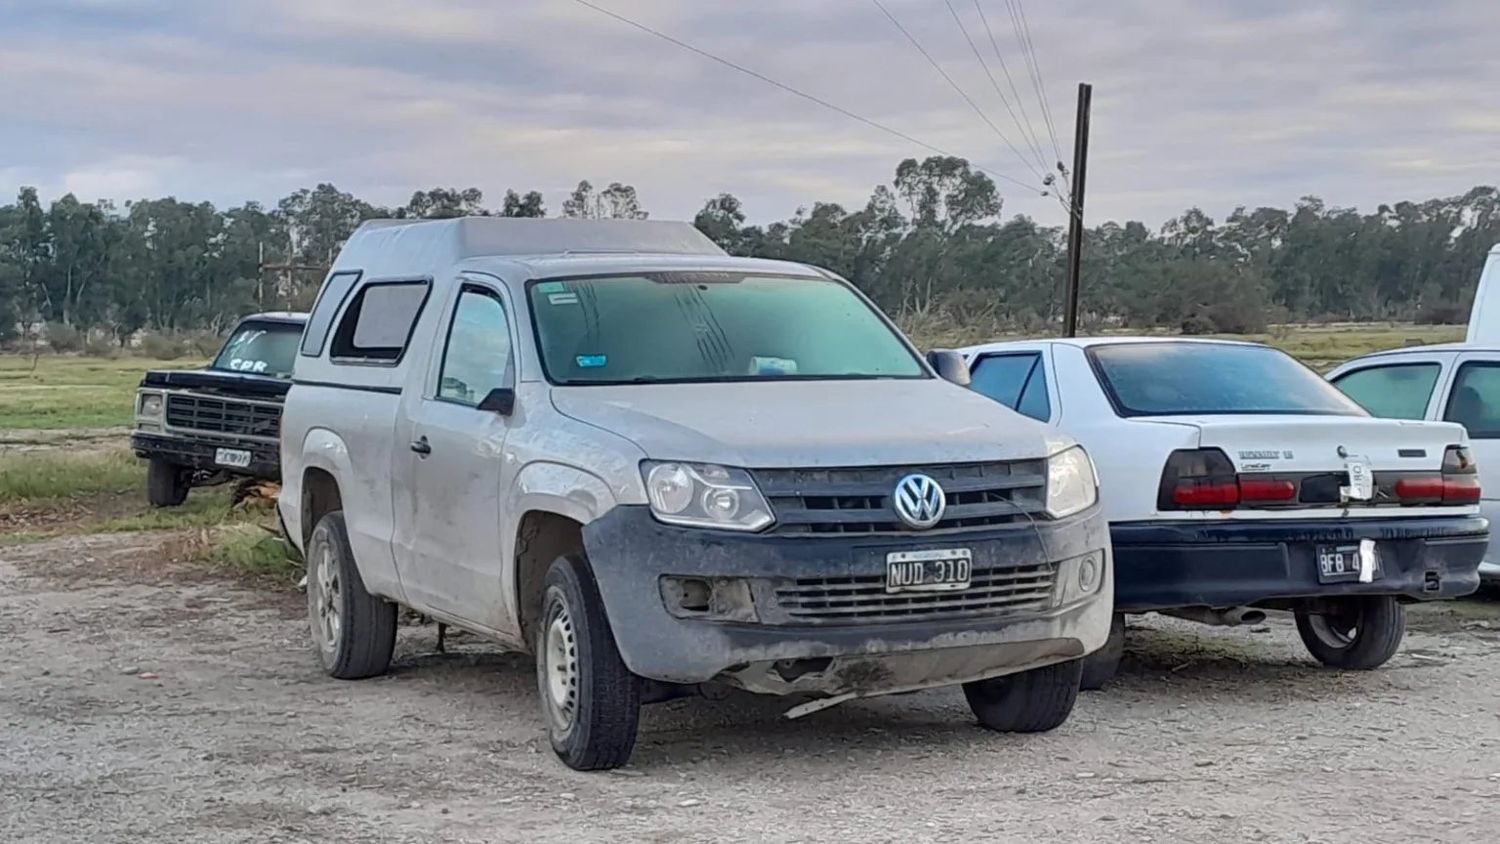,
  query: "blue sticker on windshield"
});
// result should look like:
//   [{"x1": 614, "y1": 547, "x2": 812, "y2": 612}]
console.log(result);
[
  {"x1": 536, "y1": 281, "x2": 566, "y2": 294},
  {"x1": 576, "y1": 354, "x2": 608, "y2": 369}
]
